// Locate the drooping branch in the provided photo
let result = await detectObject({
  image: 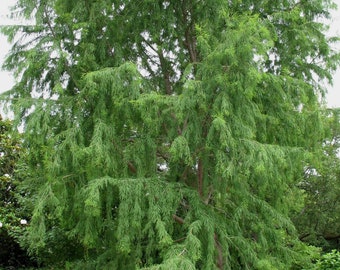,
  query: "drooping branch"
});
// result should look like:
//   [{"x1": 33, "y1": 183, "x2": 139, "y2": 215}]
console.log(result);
[{"x1": 173, "y1": 213, "x2": 224, "y2": 270}]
